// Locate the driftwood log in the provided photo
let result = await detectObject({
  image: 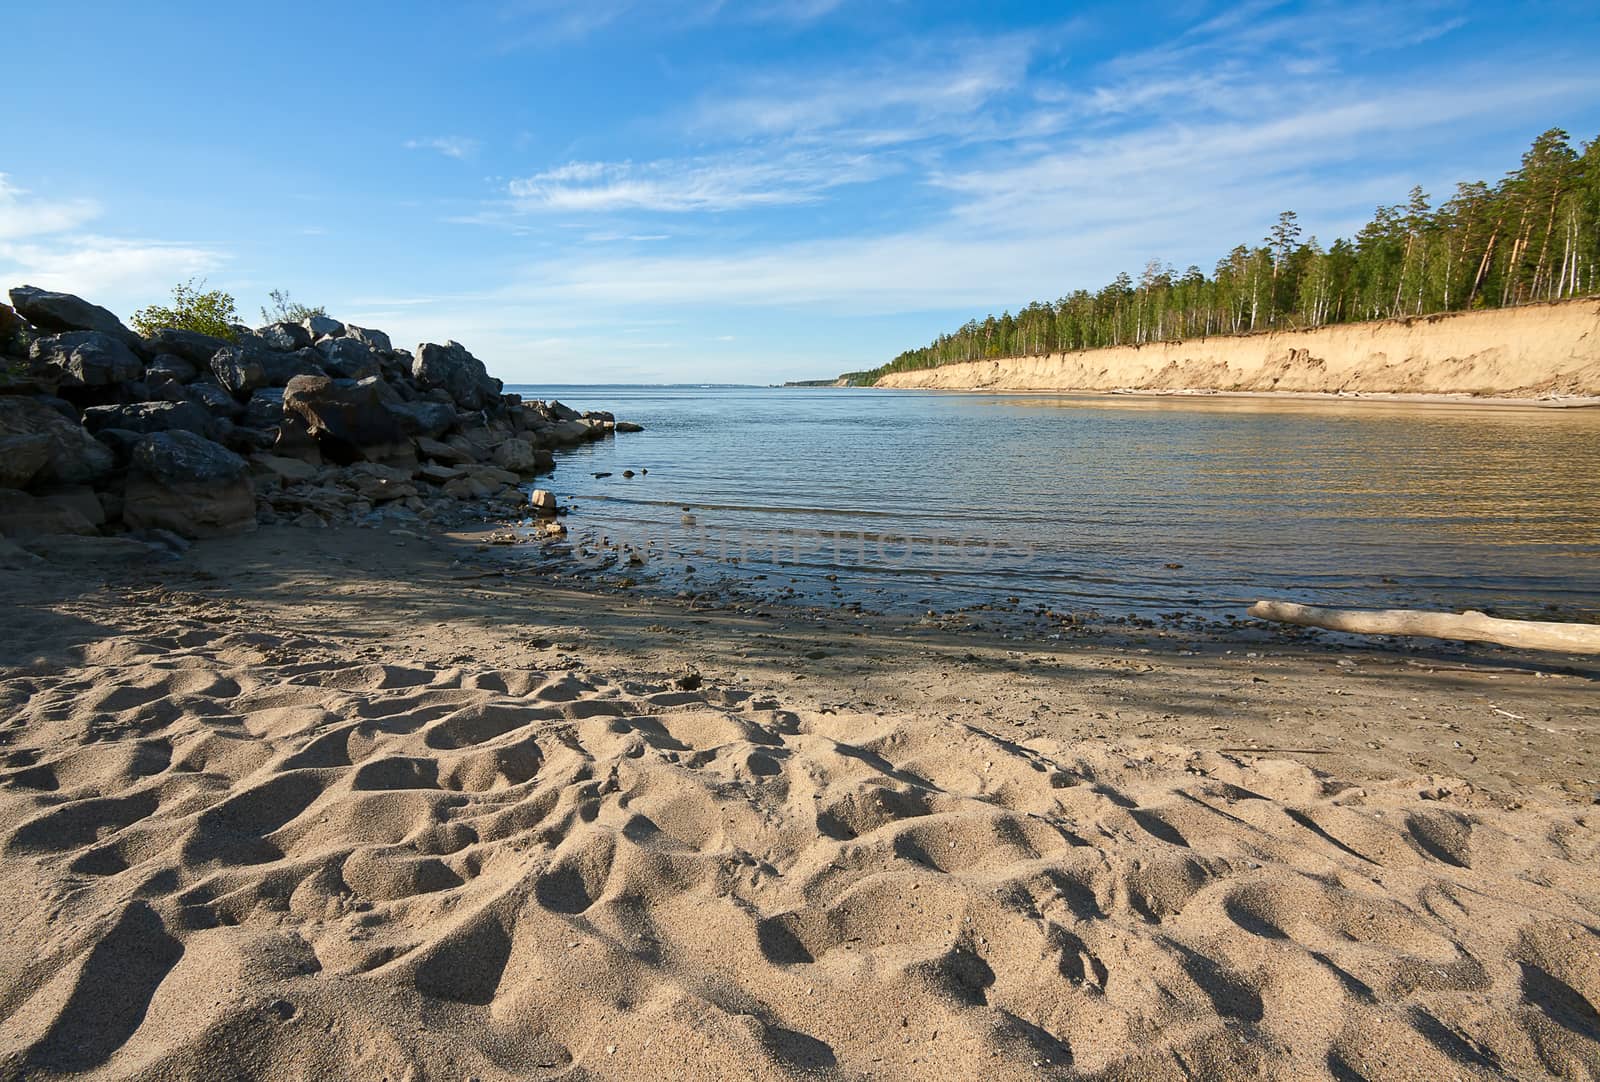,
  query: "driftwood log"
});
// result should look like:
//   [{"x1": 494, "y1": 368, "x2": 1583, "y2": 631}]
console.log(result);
[{"x1": 1248, "y1": 600, "x2": 1600, "y2": 656}]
